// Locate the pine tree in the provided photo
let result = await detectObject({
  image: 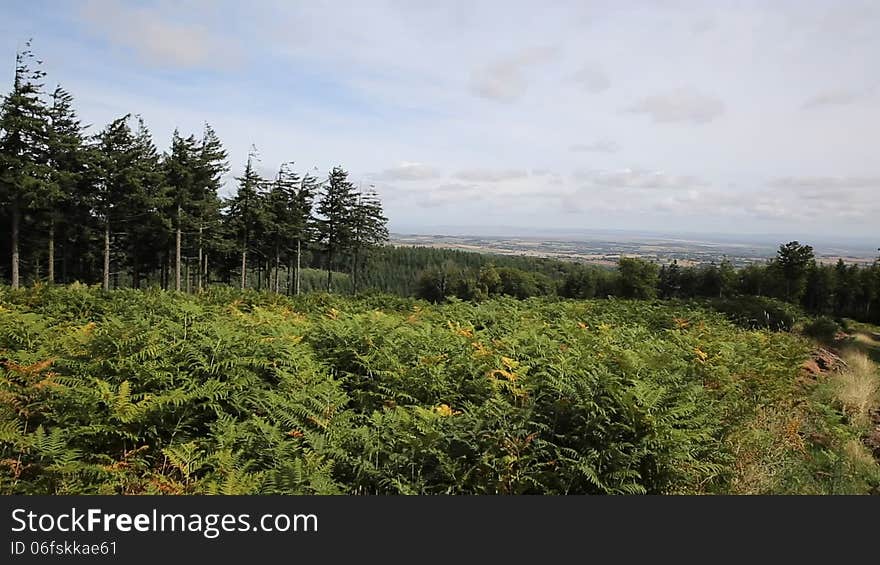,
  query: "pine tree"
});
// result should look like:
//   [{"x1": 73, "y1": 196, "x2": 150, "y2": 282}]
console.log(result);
[
  {"x1": 263, "y1": 163, "x2": 297, "y2": 293},
  {"x1": 126, "y1": 117, "x2": 165, "y2": 289},
  {"x1": 350, "y1": 184, "x2": 388, "y2": 294},
  {"x1": 164, "y1": 129, "x2": 199, "y2": 291},
  {"x1": 92, "y1": 115, "x2": 162, "y2": 290},
  {"x1": 316, "y1": 166, "x2": 357, "y2": 293},
  {"x1": 227, "y1": 149, "x2": 265, "y2": 290},
  {"x1": 0, "y1": 41, "x2": 49, "y2": 288},
  {"x1": 293, "y1": 169, "x2": 319, "y2": 295},
  {"x1": 44, "y1": 86, "x2": 88, "y2": 284},
  {"x1": 193, "y1": 123, "x2": 227, "y2": 291}
]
